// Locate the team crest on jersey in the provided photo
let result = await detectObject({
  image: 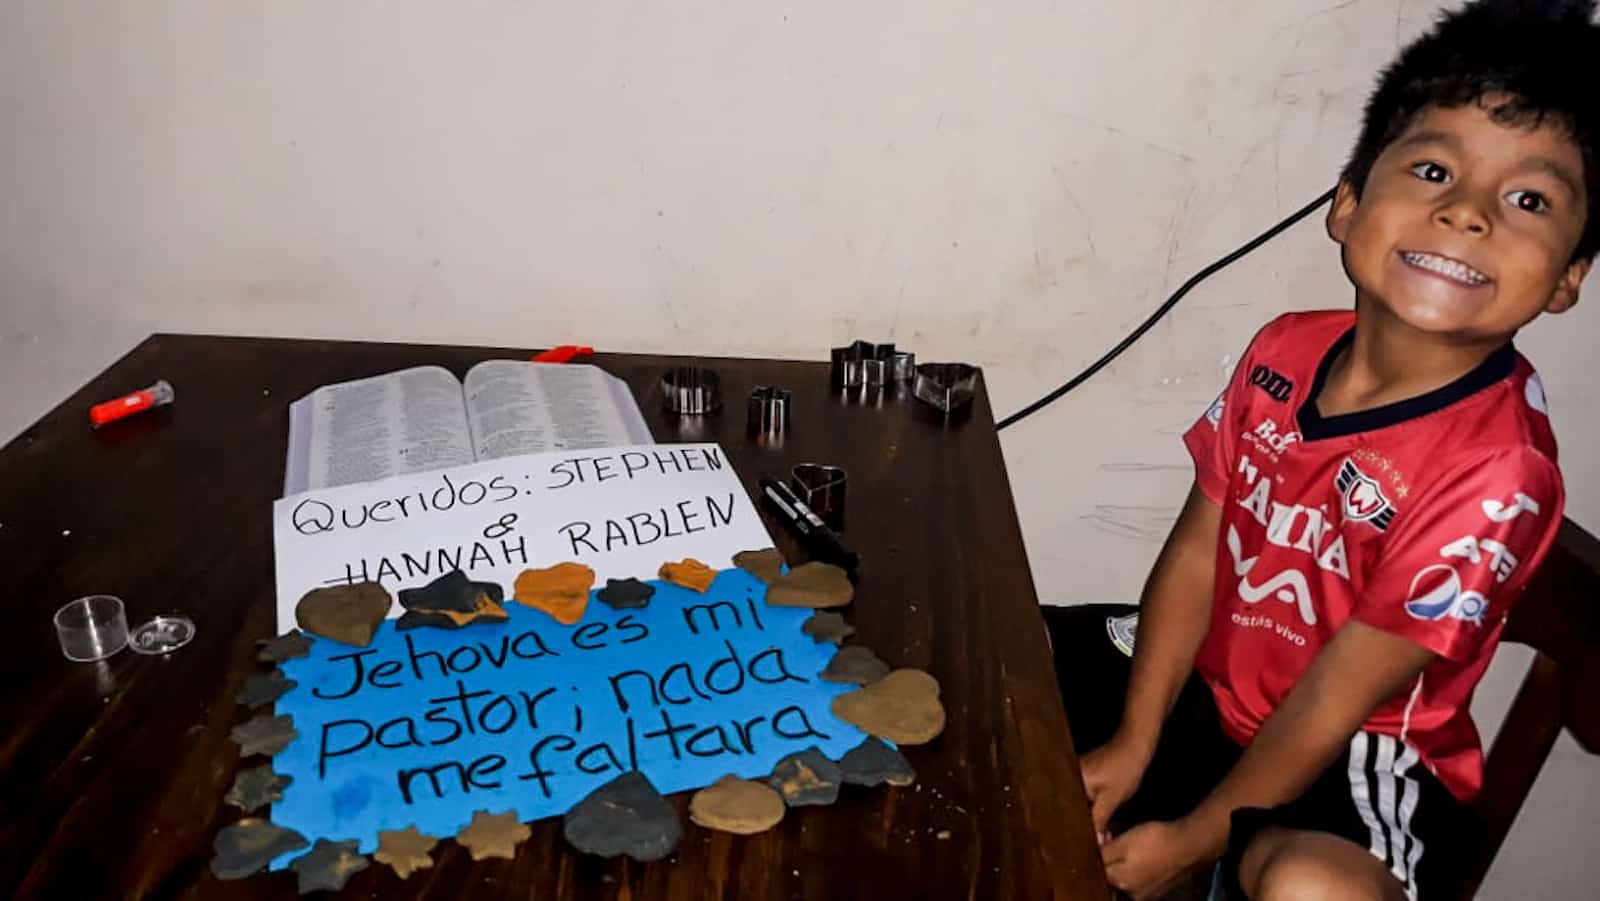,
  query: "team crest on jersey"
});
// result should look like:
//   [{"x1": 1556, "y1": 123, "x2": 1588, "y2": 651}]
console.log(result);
[{"x1": 1336, "y1": 459, "x2": 1396, "y2": 530}]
